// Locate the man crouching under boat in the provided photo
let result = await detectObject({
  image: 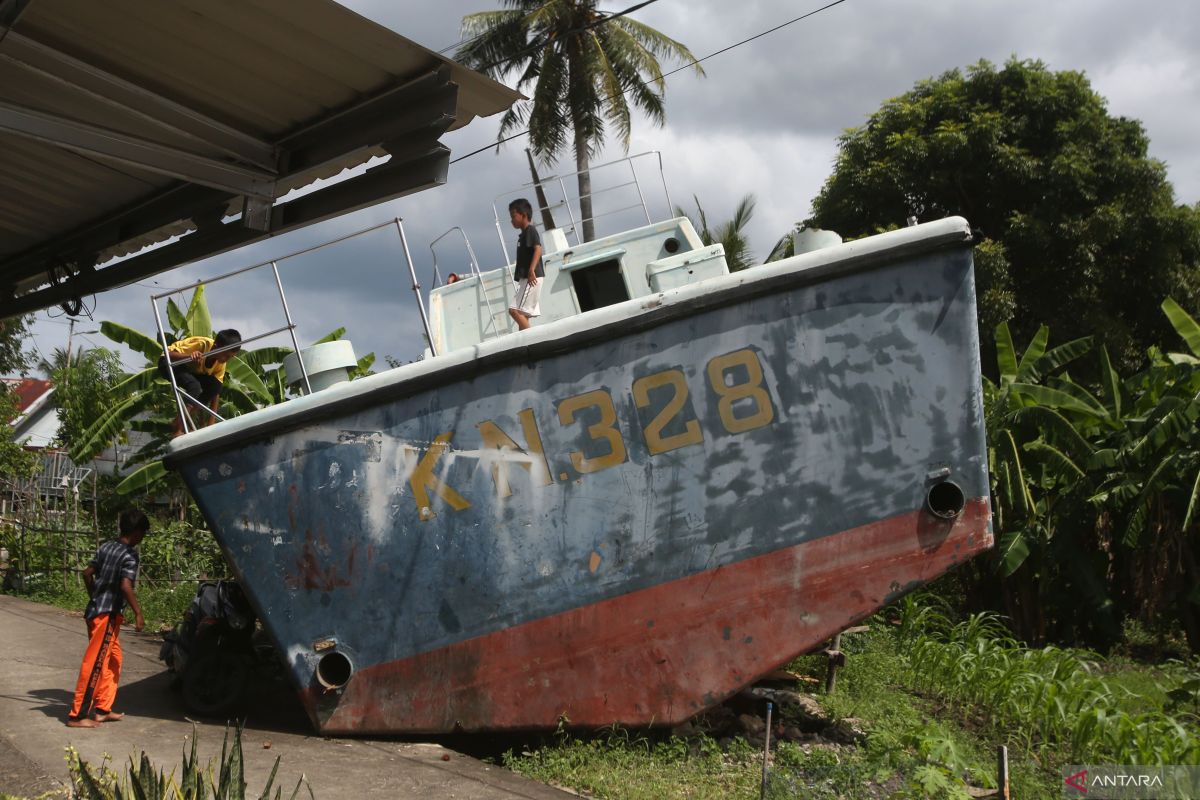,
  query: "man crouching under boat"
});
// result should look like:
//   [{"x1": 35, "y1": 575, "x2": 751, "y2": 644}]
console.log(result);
[
  {"x1": 508, "y1": 198, "x2": 543, "y2": 331},
  {"x1": 157, "y1": 329, "x2": 241, "y2": 436}
]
